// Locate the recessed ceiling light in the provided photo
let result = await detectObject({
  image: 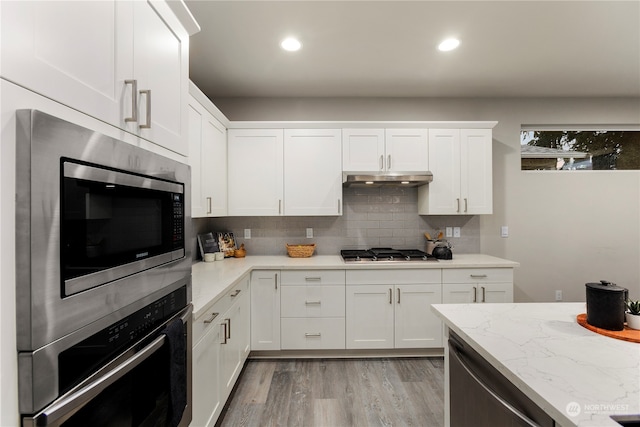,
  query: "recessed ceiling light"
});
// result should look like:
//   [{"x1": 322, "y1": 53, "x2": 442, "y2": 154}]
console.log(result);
[
  {"x1": 438, "y1": 38, "x2": 460, "y2": 52},
  {"x1": 281, "y1": 37, "x2": 302, "y2": 52}
]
